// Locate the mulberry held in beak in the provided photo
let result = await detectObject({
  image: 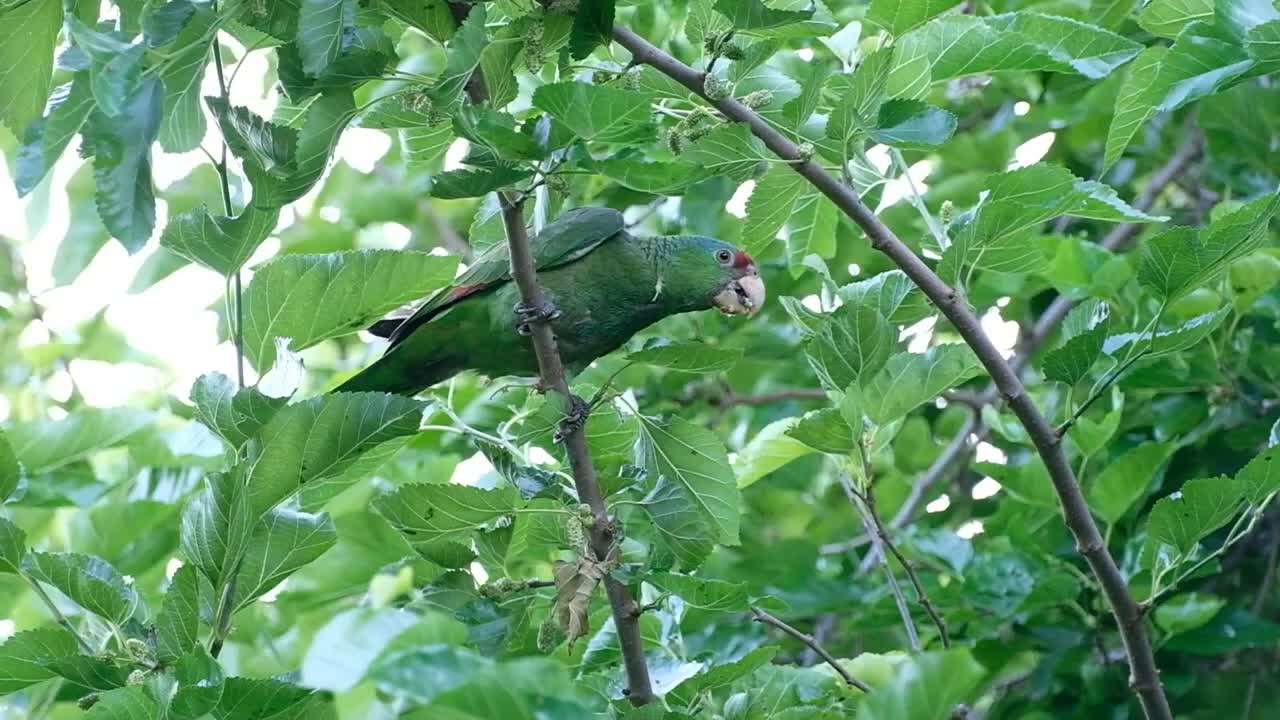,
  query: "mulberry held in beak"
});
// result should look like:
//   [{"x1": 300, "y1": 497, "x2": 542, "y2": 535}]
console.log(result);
[{"x1": 713, "y1": 263, "x2": 766, "y2": 317}]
